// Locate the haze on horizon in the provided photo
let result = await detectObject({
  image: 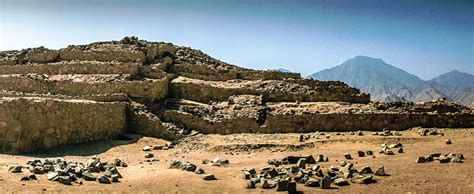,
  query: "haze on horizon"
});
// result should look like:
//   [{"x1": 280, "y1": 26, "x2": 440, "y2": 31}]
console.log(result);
[{"x1": 0, "y1": 0, "x2": 472, "y2": 80}]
